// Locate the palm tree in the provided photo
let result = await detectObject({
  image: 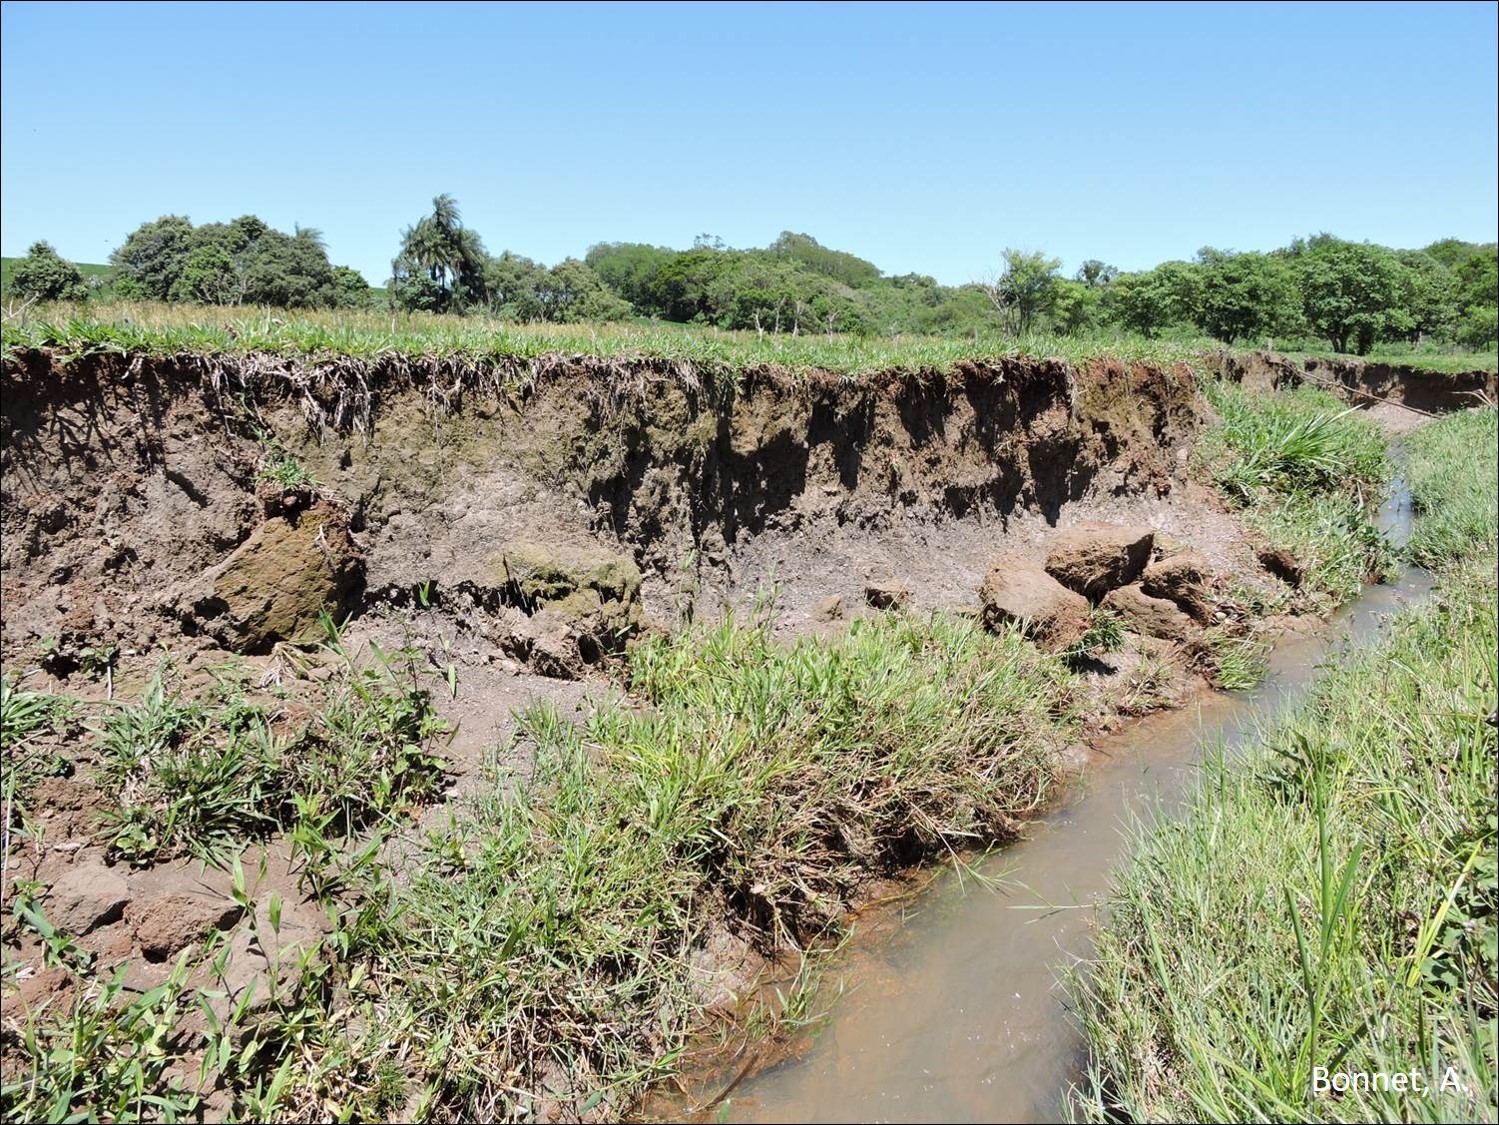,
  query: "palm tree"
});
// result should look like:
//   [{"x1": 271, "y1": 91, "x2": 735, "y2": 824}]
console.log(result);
[{"x1": 391, "y1": 194, "x2": 488, "y2": 312}]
